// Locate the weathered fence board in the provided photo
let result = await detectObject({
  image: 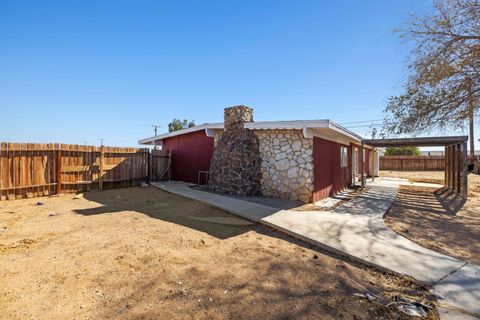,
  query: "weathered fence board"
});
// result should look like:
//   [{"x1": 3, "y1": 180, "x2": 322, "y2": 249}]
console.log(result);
[
  {"x1": 380, "y1": 155, "x2": 445, "y2": 171},
  {"x1": 0, "y1": 143, "x2": 150, "y2": 200},
  {"x1": 151, "y1": 149, "x2": 171, "y2": 181}
]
